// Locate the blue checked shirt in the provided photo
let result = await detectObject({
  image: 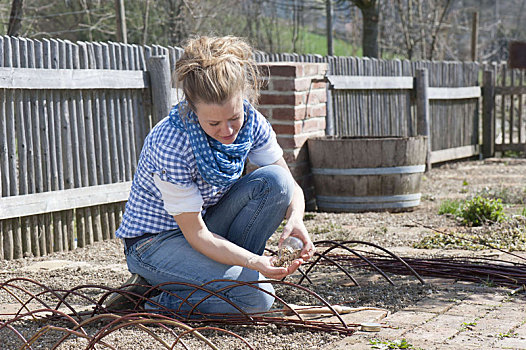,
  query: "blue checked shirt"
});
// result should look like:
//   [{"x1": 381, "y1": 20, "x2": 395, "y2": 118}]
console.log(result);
[{"x1": 115, "y1": 108, "x2": 283, "y2": 239}]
